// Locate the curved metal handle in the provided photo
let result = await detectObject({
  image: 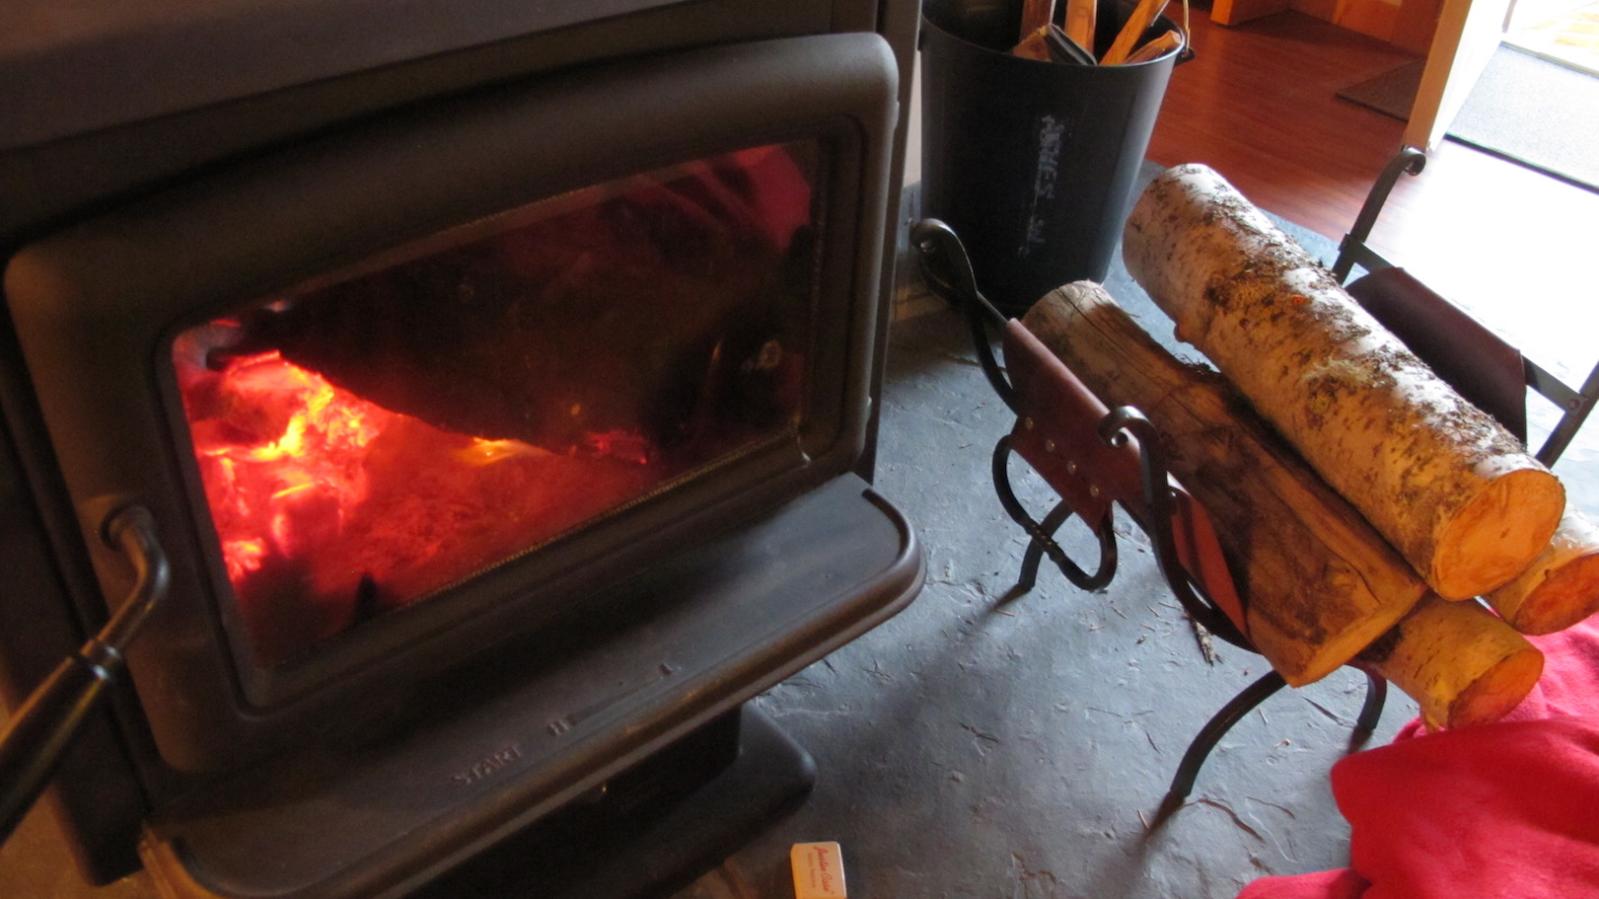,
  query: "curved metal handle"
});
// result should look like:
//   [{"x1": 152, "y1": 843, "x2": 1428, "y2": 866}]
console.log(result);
[
  {"x1": 911, "y1": 218, "x2": 1020, "y2": 412},
  {"x1": 992, "y1": 435, "x2": 1119, "y2": 591},
  {"x1": 1332, "y1": 147, "x2": 1426, "y2": 281},
  {"x1": 1172, "y1": 21, "x2": 1196, "y2": 65},
  {"x1": 1098, "y1": 409, "x2": 1249, "y2": 648},
  {"x1": 0, "y1": 506, "x2": 169, "y2": 846}
]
